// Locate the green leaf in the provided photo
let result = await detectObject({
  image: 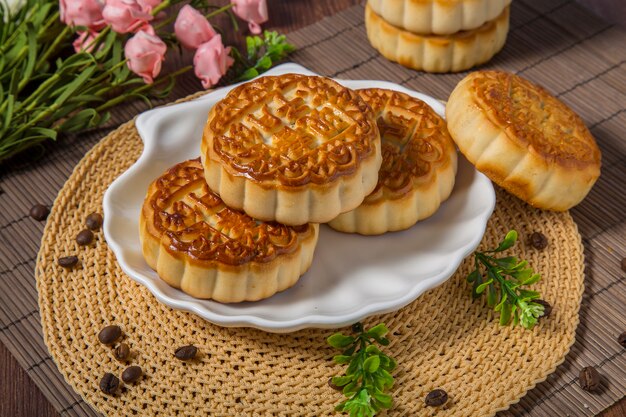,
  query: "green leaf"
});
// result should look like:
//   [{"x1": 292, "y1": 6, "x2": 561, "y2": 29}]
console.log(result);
[
  {"x1": 467, "y1": 269, "x2": 479, "y2": 283},
  {"x1": 493, "y1": 230, "x2": 518, "y2": 252},
  {"x1": 494, "y1": 256, "x2": 519, "y2": 270},
  {"x1": 367, "y1": 323, "x2": 388, "y2": 339},
  {"x1": 363, "y1": 355, "x2": 380, "y2": 373},
  {"x1": 53, "y1": 66, "x2": 96, "y2": 106},
  {"x1": 327, "y1": 333, "x2": 355, "y2": 349},
  {"x1": 29, "y1": 127, "x2": 57, "y2": 140},
  {"x1": 331, "y1": 375, "x2": 353, "y2": 387},
  {"x1": 365, "y1": 345, "x2": 381, "y2": 355},
  {"x1": 499, "y1": 302, "x2": 512, "y2": 325},
  {"x1": 333, "y1": 355, "x2": 352, "y2": 365},
  {"x1": 342, "y1": 381, "x2": 359, "y2": 396},
  {"x1": 372, "y1": 391, "x2": 393, "y2": 408},
  {"x1": 522, "y1": 273, "x2": 541, "y2": 286},
  {"x1": 475, "y1": 280, "x2": 493, "y2": 294},
  {"x1": 486, "y1": 284, "x2": 497, "y2": 308}
]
